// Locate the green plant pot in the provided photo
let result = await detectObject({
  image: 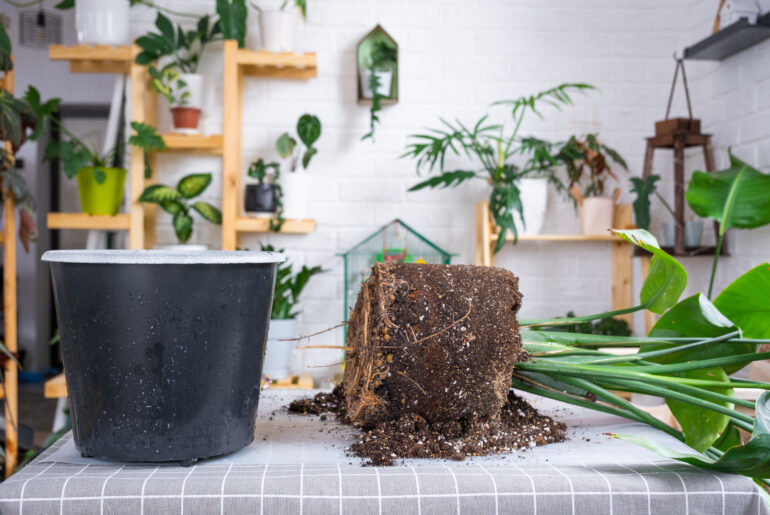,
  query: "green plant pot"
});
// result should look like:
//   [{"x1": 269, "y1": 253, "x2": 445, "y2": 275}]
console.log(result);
[{"x1": 77, "y1": 167, "x2": 126, "y2": 215}]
